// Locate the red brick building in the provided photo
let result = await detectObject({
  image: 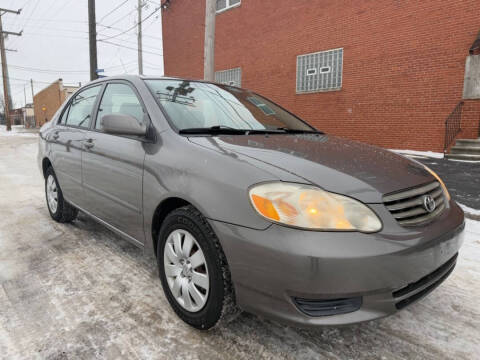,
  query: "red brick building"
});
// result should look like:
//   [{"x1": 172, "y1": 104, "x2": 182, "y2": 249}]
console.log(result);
[{"x1": 162, "y1": 0, "x2": 480, "y2": 152}]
